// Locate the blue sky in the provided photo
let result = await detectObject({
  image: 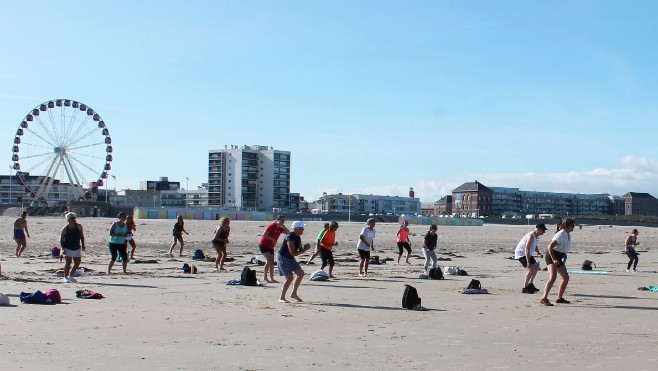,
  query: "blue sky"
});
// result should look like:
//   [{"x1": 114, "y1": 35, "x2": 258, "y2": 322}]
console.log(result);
[{"x1": 2, "y1": 1, "x2": 658, "y2": 203}]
